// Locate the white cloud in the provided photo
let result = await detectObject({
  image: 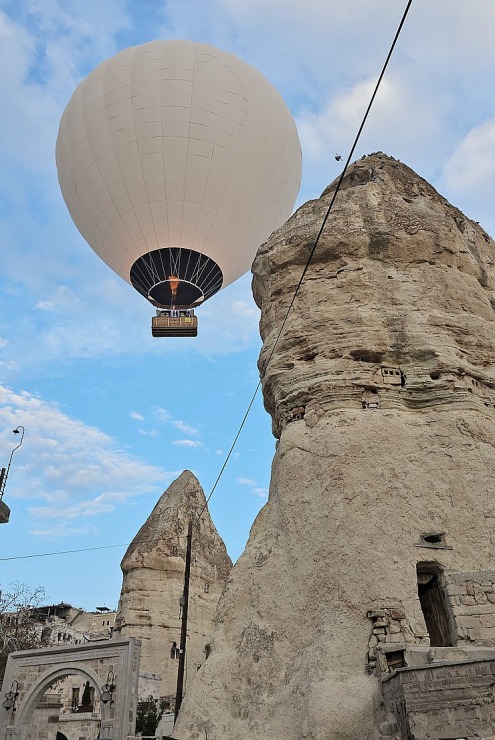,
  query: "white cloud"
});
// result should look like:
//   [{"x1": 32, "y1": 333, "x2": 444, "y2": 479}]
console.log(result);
[
  {"x1": 152, "y1": 407, "x2": 171, "y2": 423},
  {"x1": 30, "y1": 491, "x2": 129, "y2": 521},
  {"x1": 172, "y1": 439, "x2": 203, "y2": 448},
  {"x1": 252, "y1": 487, "x2": 268, "y2": 499},
  {"x1": 0, "y1": 385, "x2": 171, "y2": 533},
  {"x1": 129, "y1": 411, "x2": 144, "y2": 422},
  {"x1": 30, "y1": 524, "x2": 101, "y2": 538},
  {"x1": 138, "y1": 428, "x2": 159, "y2": 438},
  {"x1": 237, "y1": 477, "x2": 256, "y2": 486},
  {"x1": 172, "y1": 419, "x2": 200, "y2": 437},
  {"x1": 442, "y1": 118, "x2": 495, "y2": 191},
  {"x1": 237, "y1": 476, "x2": 268, "y2": 499},
  {"x1": 439, "y1": 118, "x2": 495, "y2": 234}
]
